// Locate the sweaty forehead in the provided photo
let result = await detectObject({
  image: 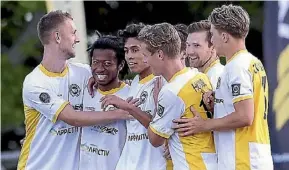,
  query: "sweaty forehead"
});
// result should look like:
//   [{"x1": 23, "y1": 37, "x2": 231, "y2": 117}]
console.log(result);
[{"x1": 92, "y1": 49, "x2": 117, "y2": 61}]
